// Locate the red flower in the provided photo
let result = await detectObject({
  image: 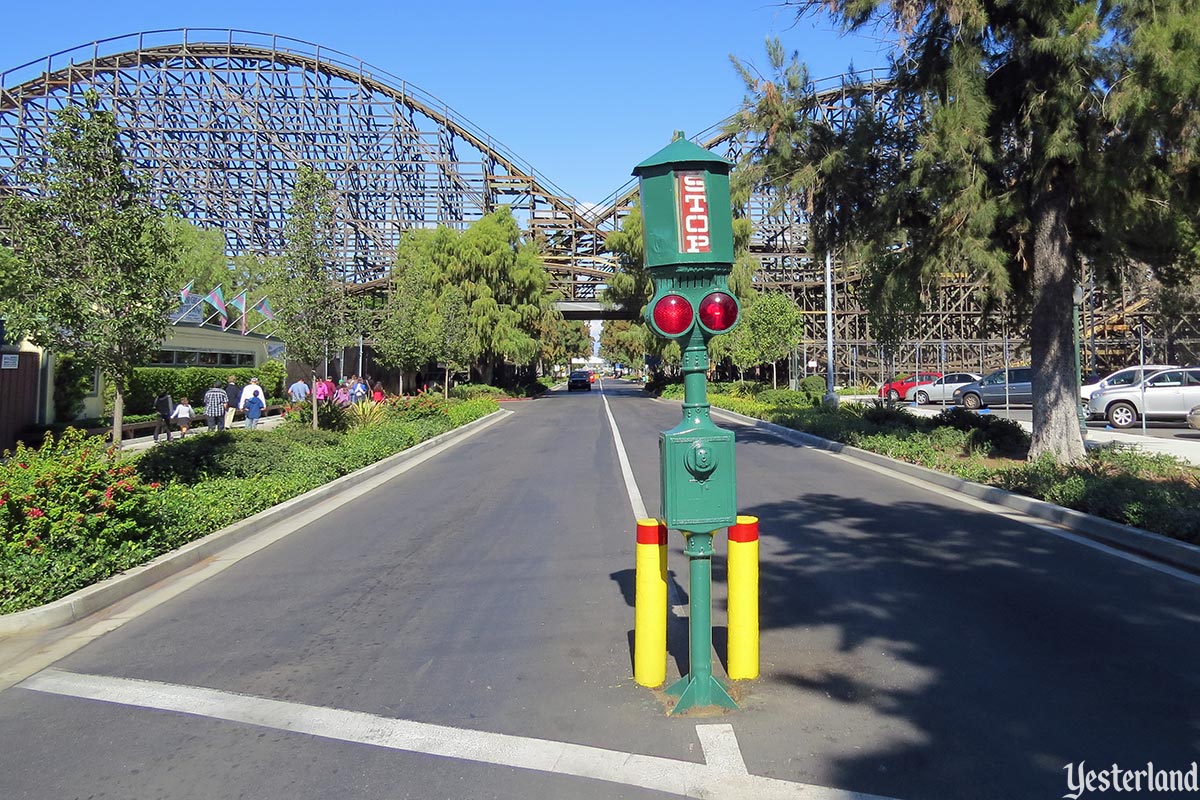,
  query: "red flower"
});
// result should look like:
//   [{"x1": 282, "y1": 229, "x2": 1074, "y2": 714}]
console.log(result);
[
  {"x1": 149, "y1": 482, "x2": 160, "y2": 490},
  {"x1": 18, "y1": 463, "x2": 27, "y2": 469},
  {"x1": 26, "y1": 508, "x2": 44, "y2": 518}
]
